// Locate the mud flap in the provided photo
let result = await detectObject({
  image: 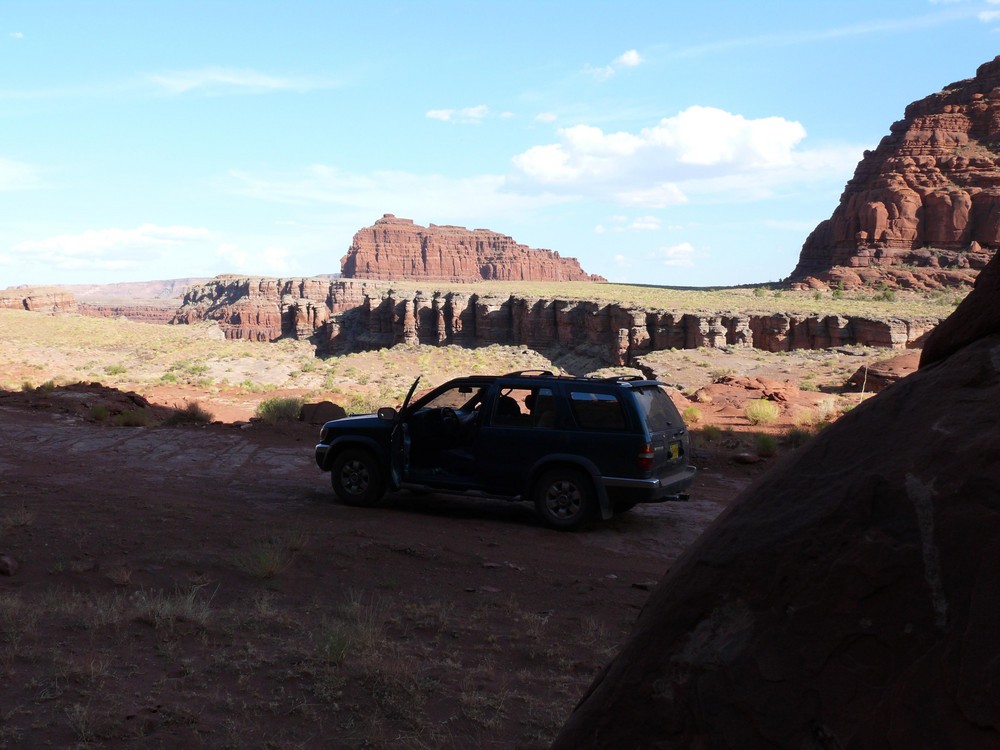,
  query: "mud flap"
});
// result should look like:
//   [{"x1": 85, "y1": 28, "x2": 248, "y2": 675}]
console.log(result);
[{"x1": 595, "y1": 483, "x2": 613, "y2": 520}]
